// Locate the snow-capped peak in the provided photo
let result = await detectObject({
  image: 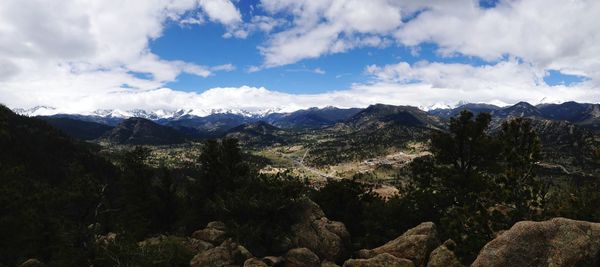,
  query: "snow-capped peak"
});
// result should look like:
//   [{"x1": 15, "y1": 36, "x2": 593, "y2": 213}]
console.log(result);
[
  {"x1": 13, "y1": 106, "x2": 57, "y2": 116},
  {"x1": 419, "y1": 103, "x2": 453, "y2": 111},
  {"x1": 11, "y1": 105, "x2": 288, "y2": 120}
]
